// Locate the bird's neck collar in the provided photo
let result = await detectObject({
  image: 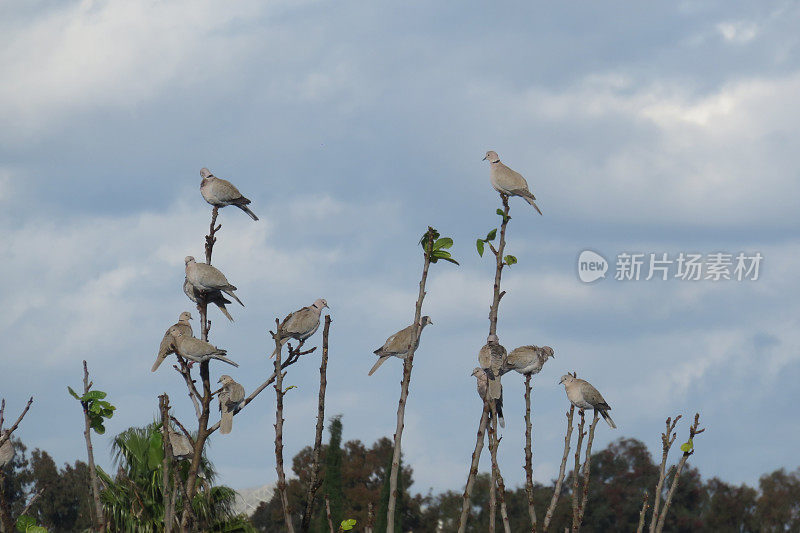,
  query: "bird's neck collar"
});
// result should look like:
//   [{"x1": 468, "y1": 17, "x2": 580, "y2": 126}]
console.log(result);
[{"x1": 489, "y1": 159, "x2": 500, "y2": 164}]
